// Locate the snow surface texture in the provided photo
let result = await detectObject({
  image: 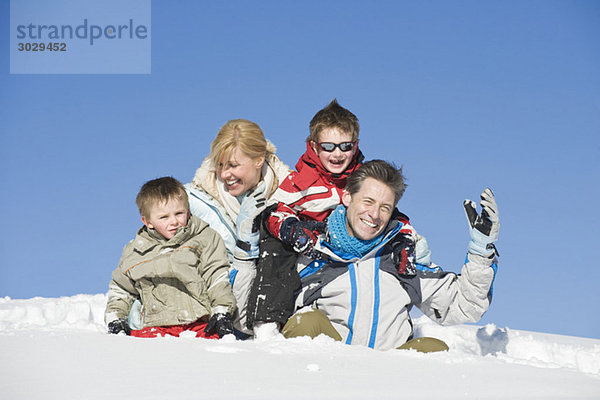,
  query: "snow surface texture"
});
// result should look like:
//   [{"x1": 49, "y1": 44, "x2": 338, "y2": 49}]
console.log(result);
[{"x1": 1, "y1": 295, "x2": 599, "y2": 399}]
